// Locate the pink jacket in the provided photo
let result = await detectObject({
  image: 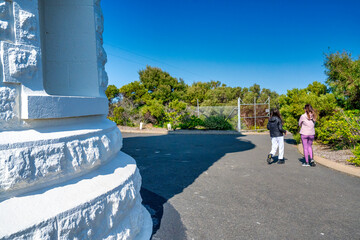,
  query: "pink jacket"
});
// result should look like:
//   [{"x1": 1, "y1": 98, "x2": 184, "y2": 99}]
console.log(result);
[{"x1": 299, "y1": 113, "x2": 315, "y2": 135}]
